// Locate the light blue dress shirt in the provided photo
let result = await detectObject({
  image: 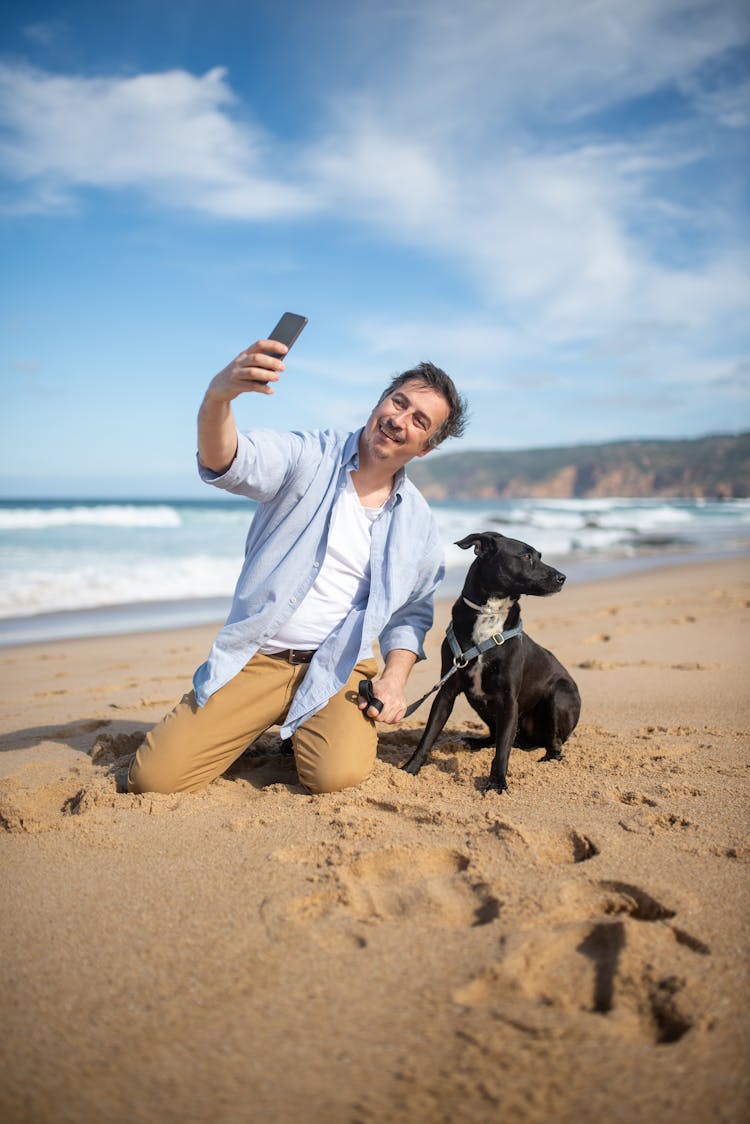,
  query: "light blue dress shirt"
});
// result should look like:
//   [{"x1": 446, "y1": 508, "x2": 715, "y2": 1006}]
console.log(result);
[{"x1": 193, "y1": 427, "x2": 445, "y2": 738}]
